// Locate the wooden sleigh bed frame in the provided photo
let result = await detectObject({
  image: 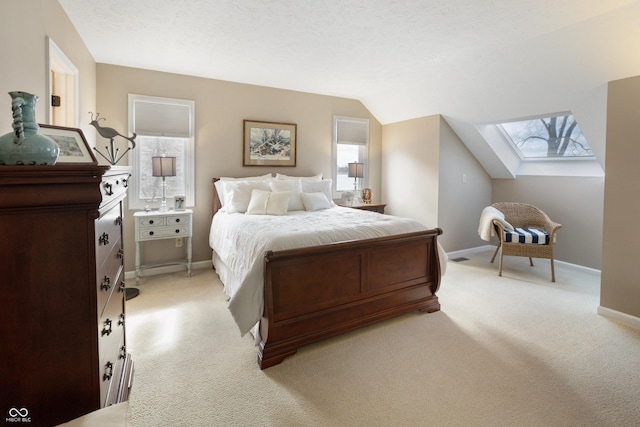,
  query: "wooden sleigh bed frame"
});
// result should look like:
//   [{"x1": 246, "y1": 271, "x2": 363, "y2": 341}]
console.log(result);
[{"x1": 211, "y1": 178, "x2": 443, "y2": 369}]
